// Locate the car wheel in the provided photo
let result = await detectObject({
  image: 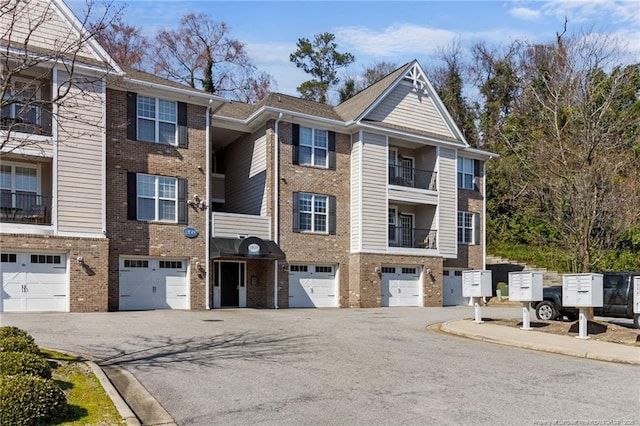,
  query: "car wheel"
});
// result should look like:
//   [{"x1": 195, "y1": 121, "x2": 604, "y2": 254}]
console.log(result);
[
  {"x1": 536, "y1": 301, "x2": 559, "y2": 321},
  {"x1": 634, "y1": 314, "x2": 640, "y2": 329}
]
